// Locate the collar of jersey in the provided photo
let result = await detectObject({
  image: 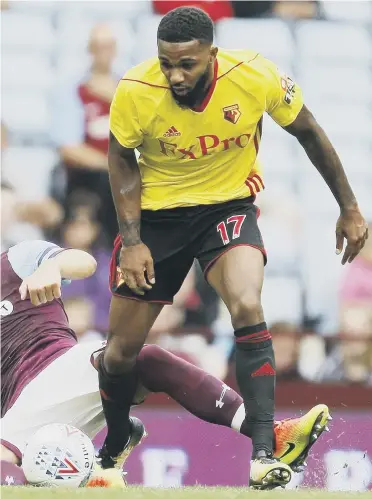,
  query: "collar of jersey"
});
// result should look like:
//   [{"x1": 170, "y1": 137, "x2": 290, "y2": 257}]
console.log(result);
[{"x1": 191, "y1": 59, "x2": 219, "y2": 113}]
